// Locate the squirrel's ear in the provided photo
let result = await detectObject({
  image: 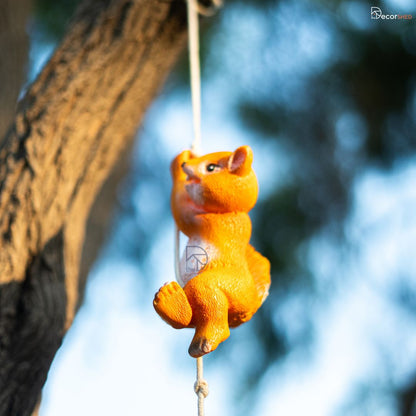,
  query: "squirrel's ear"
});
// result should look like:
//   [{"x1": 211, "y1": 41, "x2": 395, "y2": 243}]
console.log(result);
[{"x1": 228, "y1": 145, "x2": 253, "y2": 176}]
